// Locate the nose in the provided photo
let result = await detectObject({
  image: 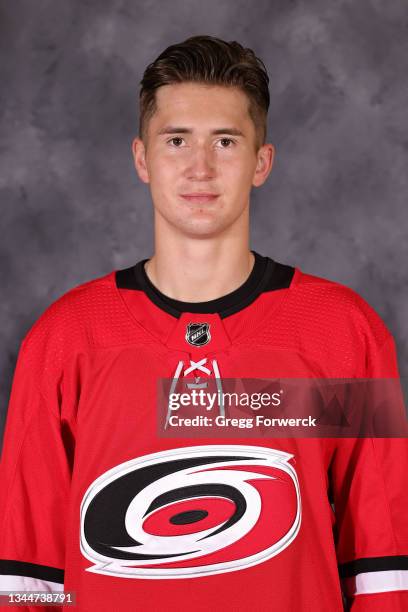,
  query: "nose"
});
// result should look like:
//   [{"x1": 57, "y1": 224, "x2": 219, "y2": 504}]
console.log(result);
[{"x1": 185, "y1": 145, "x2": 216, "y2": 180}]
